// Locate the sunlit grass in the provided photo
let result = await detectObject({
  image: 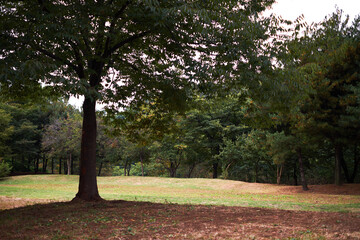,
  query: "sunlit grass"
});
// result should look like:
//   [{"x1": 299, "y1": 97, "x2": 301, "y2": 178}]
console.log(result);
[{"x1": 0, "y1": 175, "x2": 359, "y2": 212}]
